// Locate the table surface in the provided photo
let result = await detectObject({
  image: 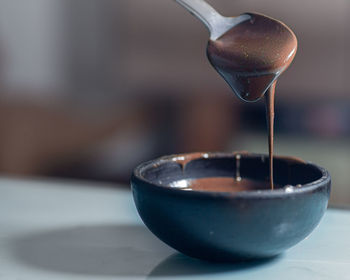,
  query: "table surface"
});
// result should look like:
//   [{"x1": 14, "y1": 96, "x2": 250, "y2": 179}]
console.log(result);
[{"x1": 0, "y1": 177, "x2": 349, "y2": 280}]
